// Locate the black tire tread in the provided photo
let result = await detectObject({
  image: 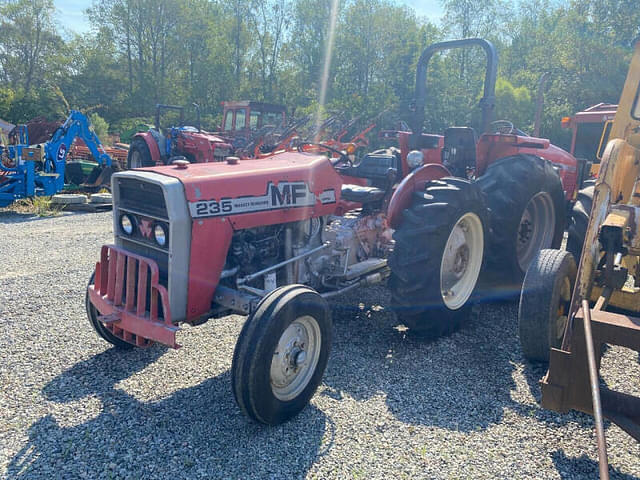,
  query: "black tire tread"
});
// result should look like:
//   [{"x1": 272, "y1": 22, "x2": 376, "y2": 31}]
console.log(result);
[
  {"x1": 231, "y1": 285, "x2": 332, "y2": 425},
  {"x1": 476, "y1": 154, "x2": 565, "y2": 283},
  {"x1": 518, "y1": 249, "x2": 576, "y2": 362},
  {"x1": 566, "y1": 185, "x2": 594, "y2": 263},
  {"x1": 389, "y1": 177, "x2": 487, "y2": 338},
  {"x1": 127, "y1": 137, "x2": 154, "y2": 169},
  {"x1": 85, "y1": 272, "x2": 134, "y2": 350}
]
